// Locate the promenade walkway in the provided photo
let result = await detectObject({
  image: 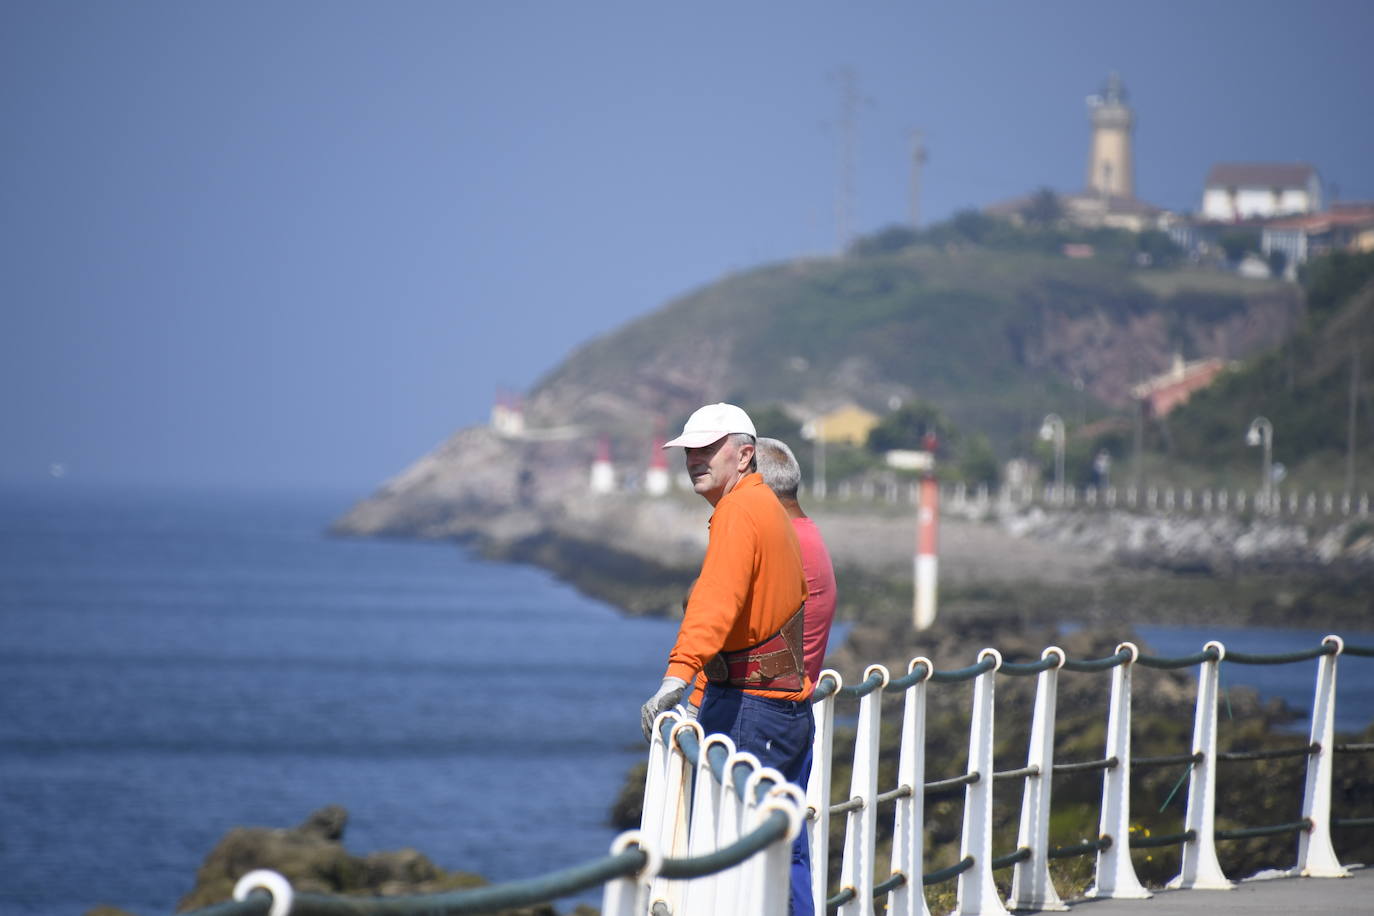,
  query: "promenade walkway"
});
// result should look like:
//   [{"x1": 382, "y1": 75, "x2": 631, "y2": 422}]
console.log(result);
[{"x1": 1066, "y1": 864, "x2": 1372, "y2": 914}]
